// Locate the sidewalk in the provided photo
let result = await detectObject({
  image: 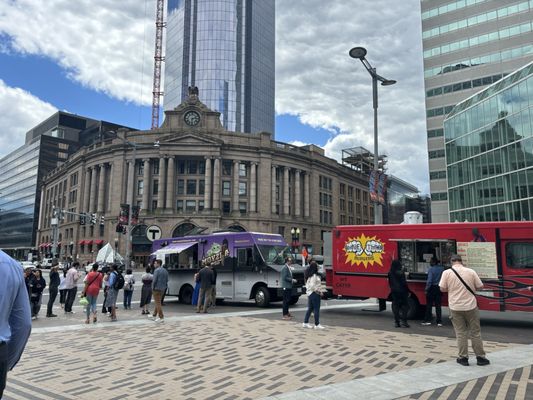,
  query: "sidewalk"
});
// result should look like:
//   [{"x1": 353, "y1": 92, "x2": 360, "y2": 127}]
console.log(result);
[{"x1": 4, "y1": 305, "x2": 530, "y2": 400}]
